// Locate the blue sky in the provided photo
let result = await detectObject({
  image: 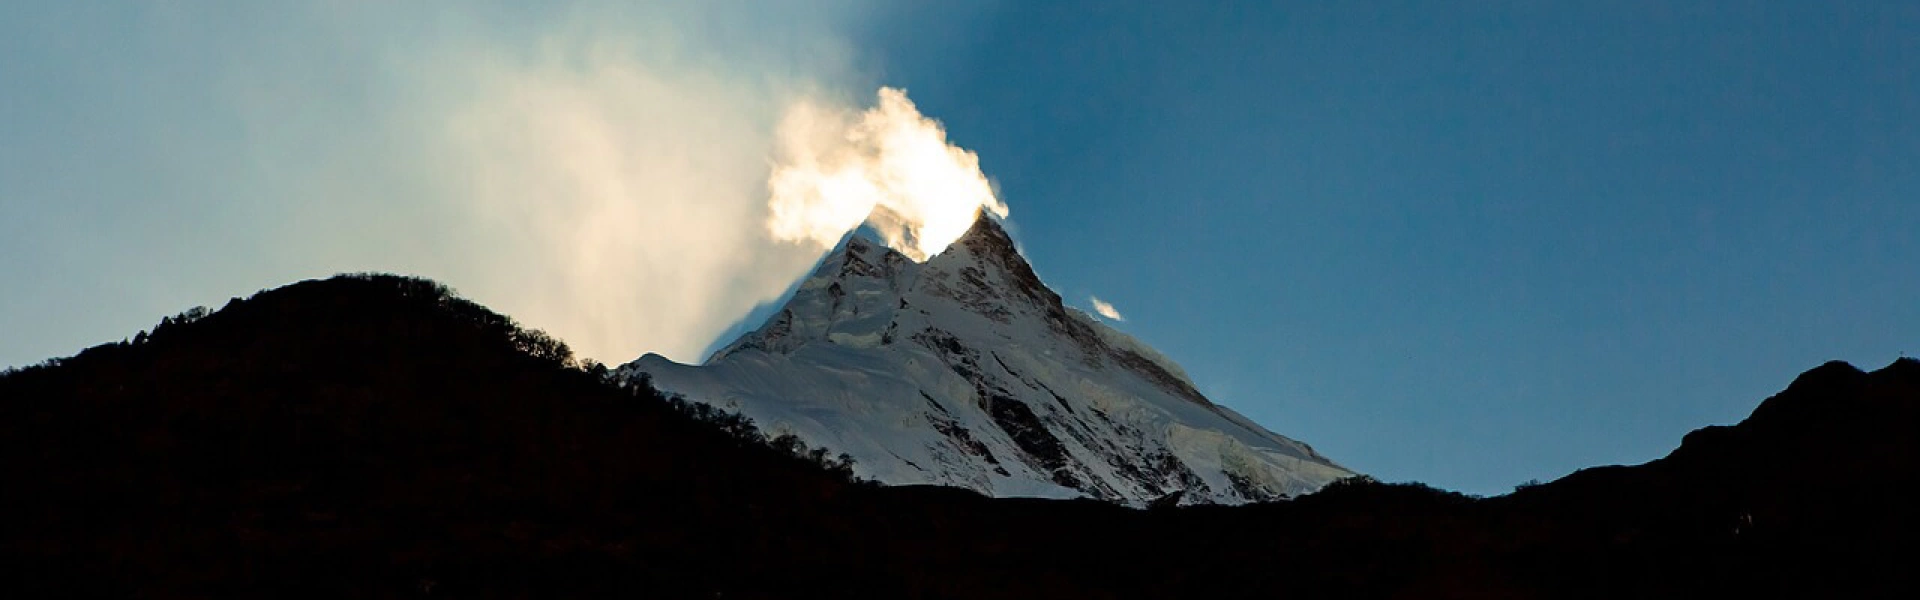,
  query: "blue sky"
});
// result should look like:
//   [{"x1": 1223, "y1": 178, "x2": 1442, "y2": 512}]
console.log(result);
[{"x1": 4, "y1": 2, "x2": 1916, "y2": 495}]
